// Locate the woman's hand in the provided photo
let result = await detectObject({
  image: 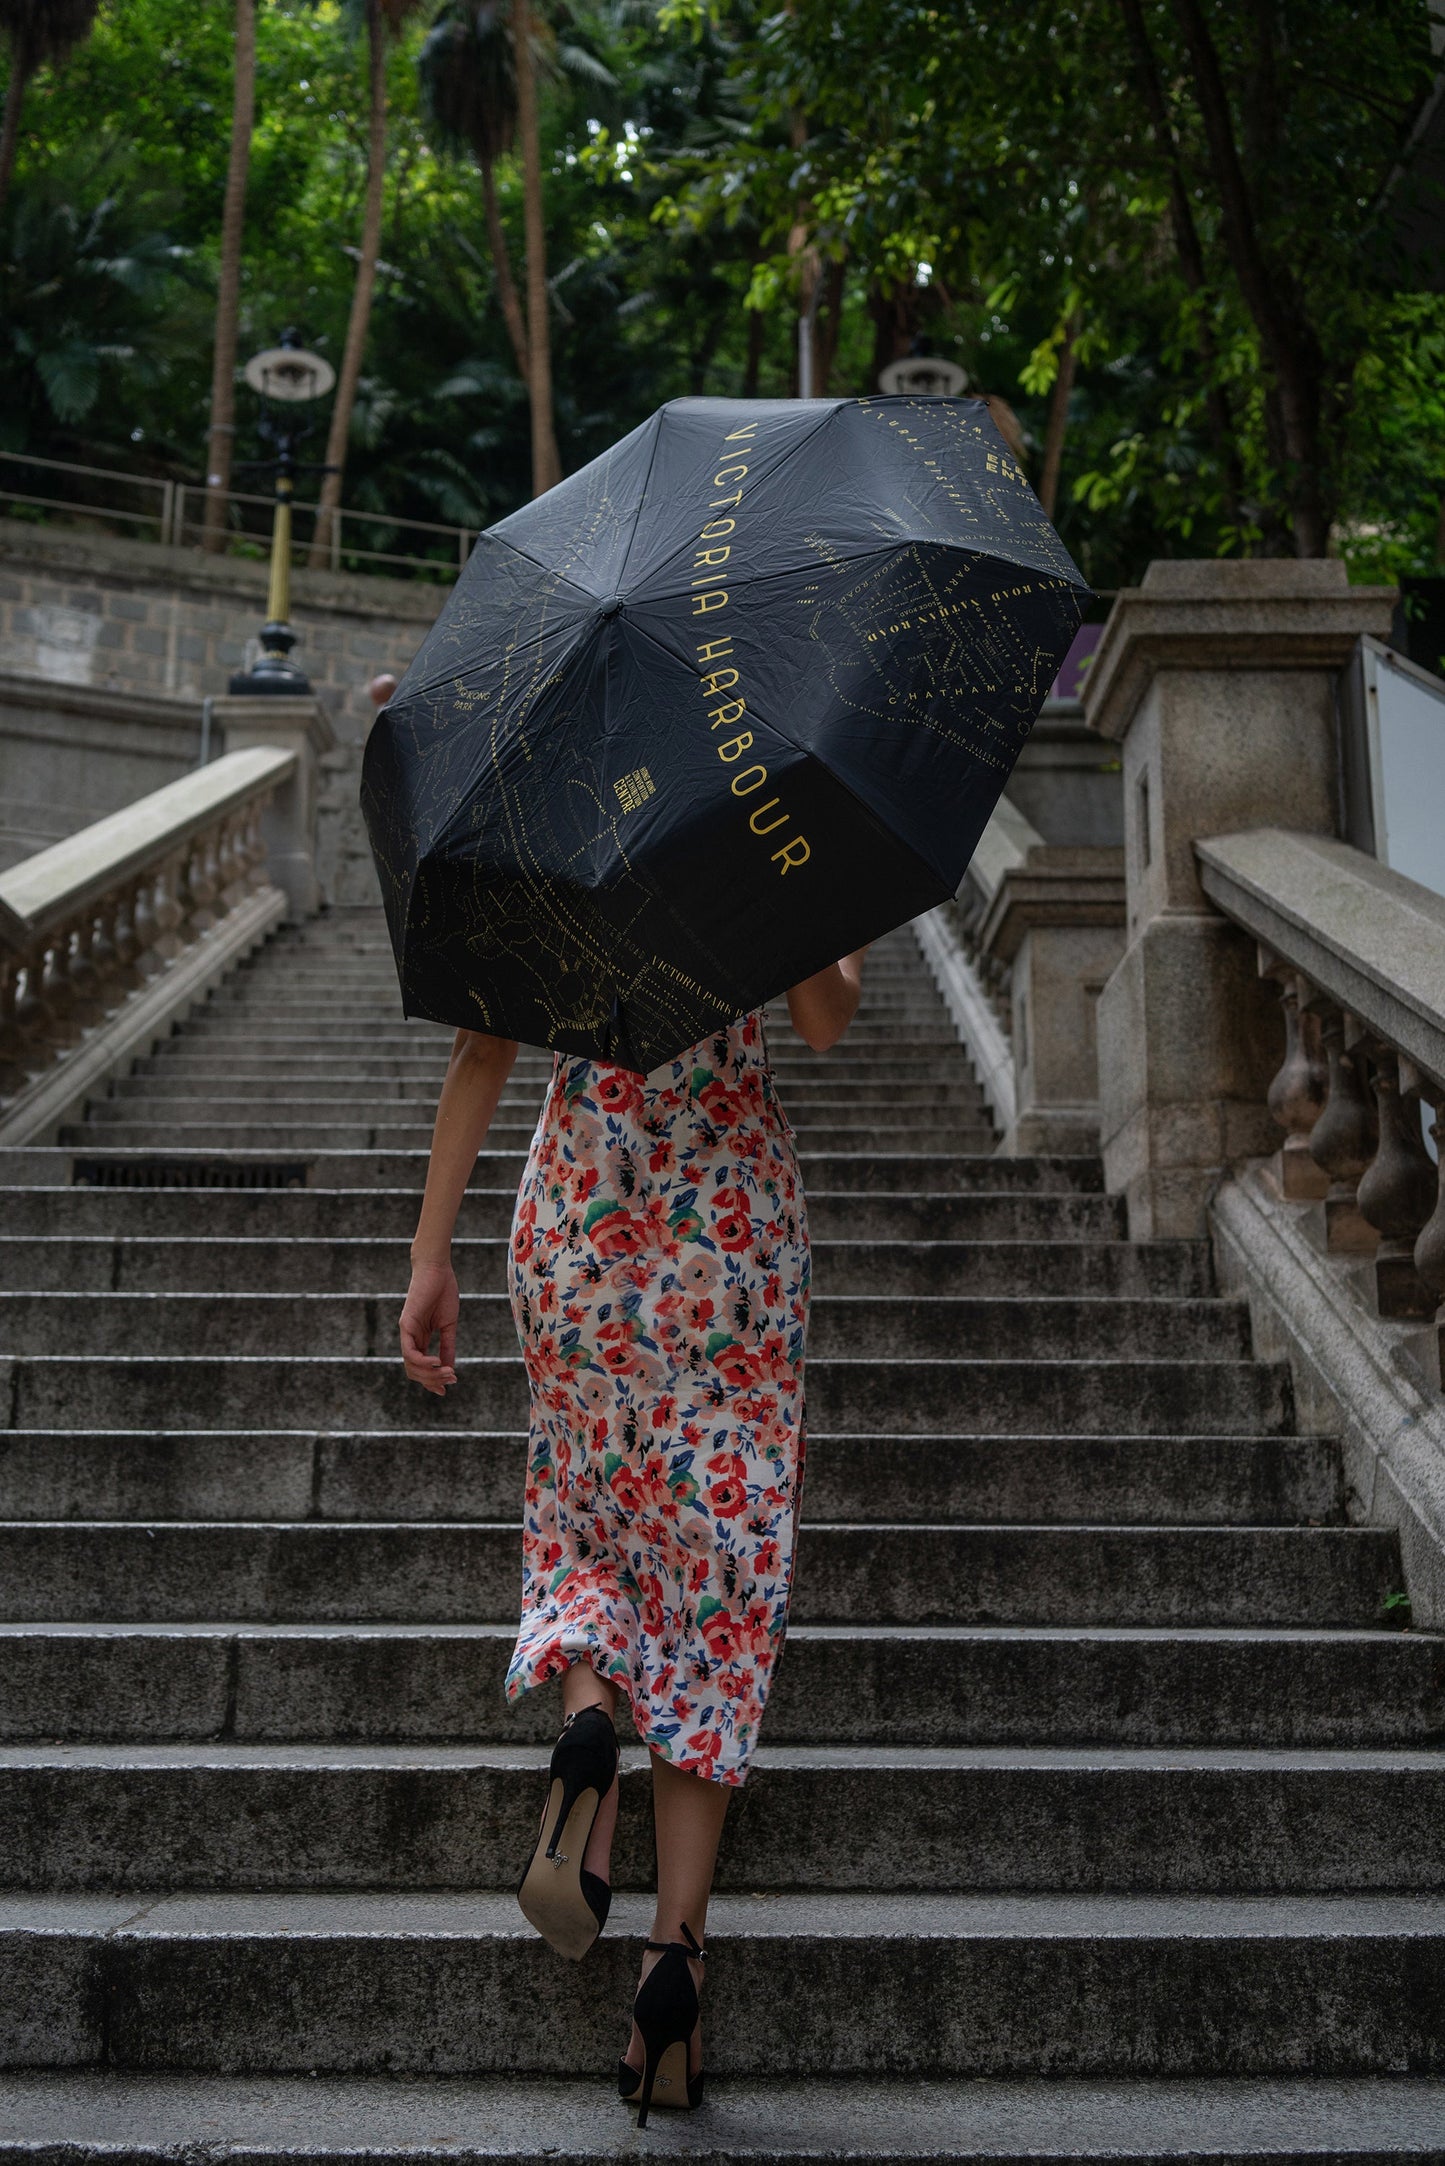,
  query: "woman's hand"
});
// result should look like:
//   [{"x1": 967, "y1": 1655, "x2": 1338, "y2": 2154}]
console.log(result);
[
  {"x1": 400, "y1": 1259, "x2": 460, "y2": 1396},
  {"x1": 401, "y1": 1028, "x2": 518, "y2": 1397}
]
